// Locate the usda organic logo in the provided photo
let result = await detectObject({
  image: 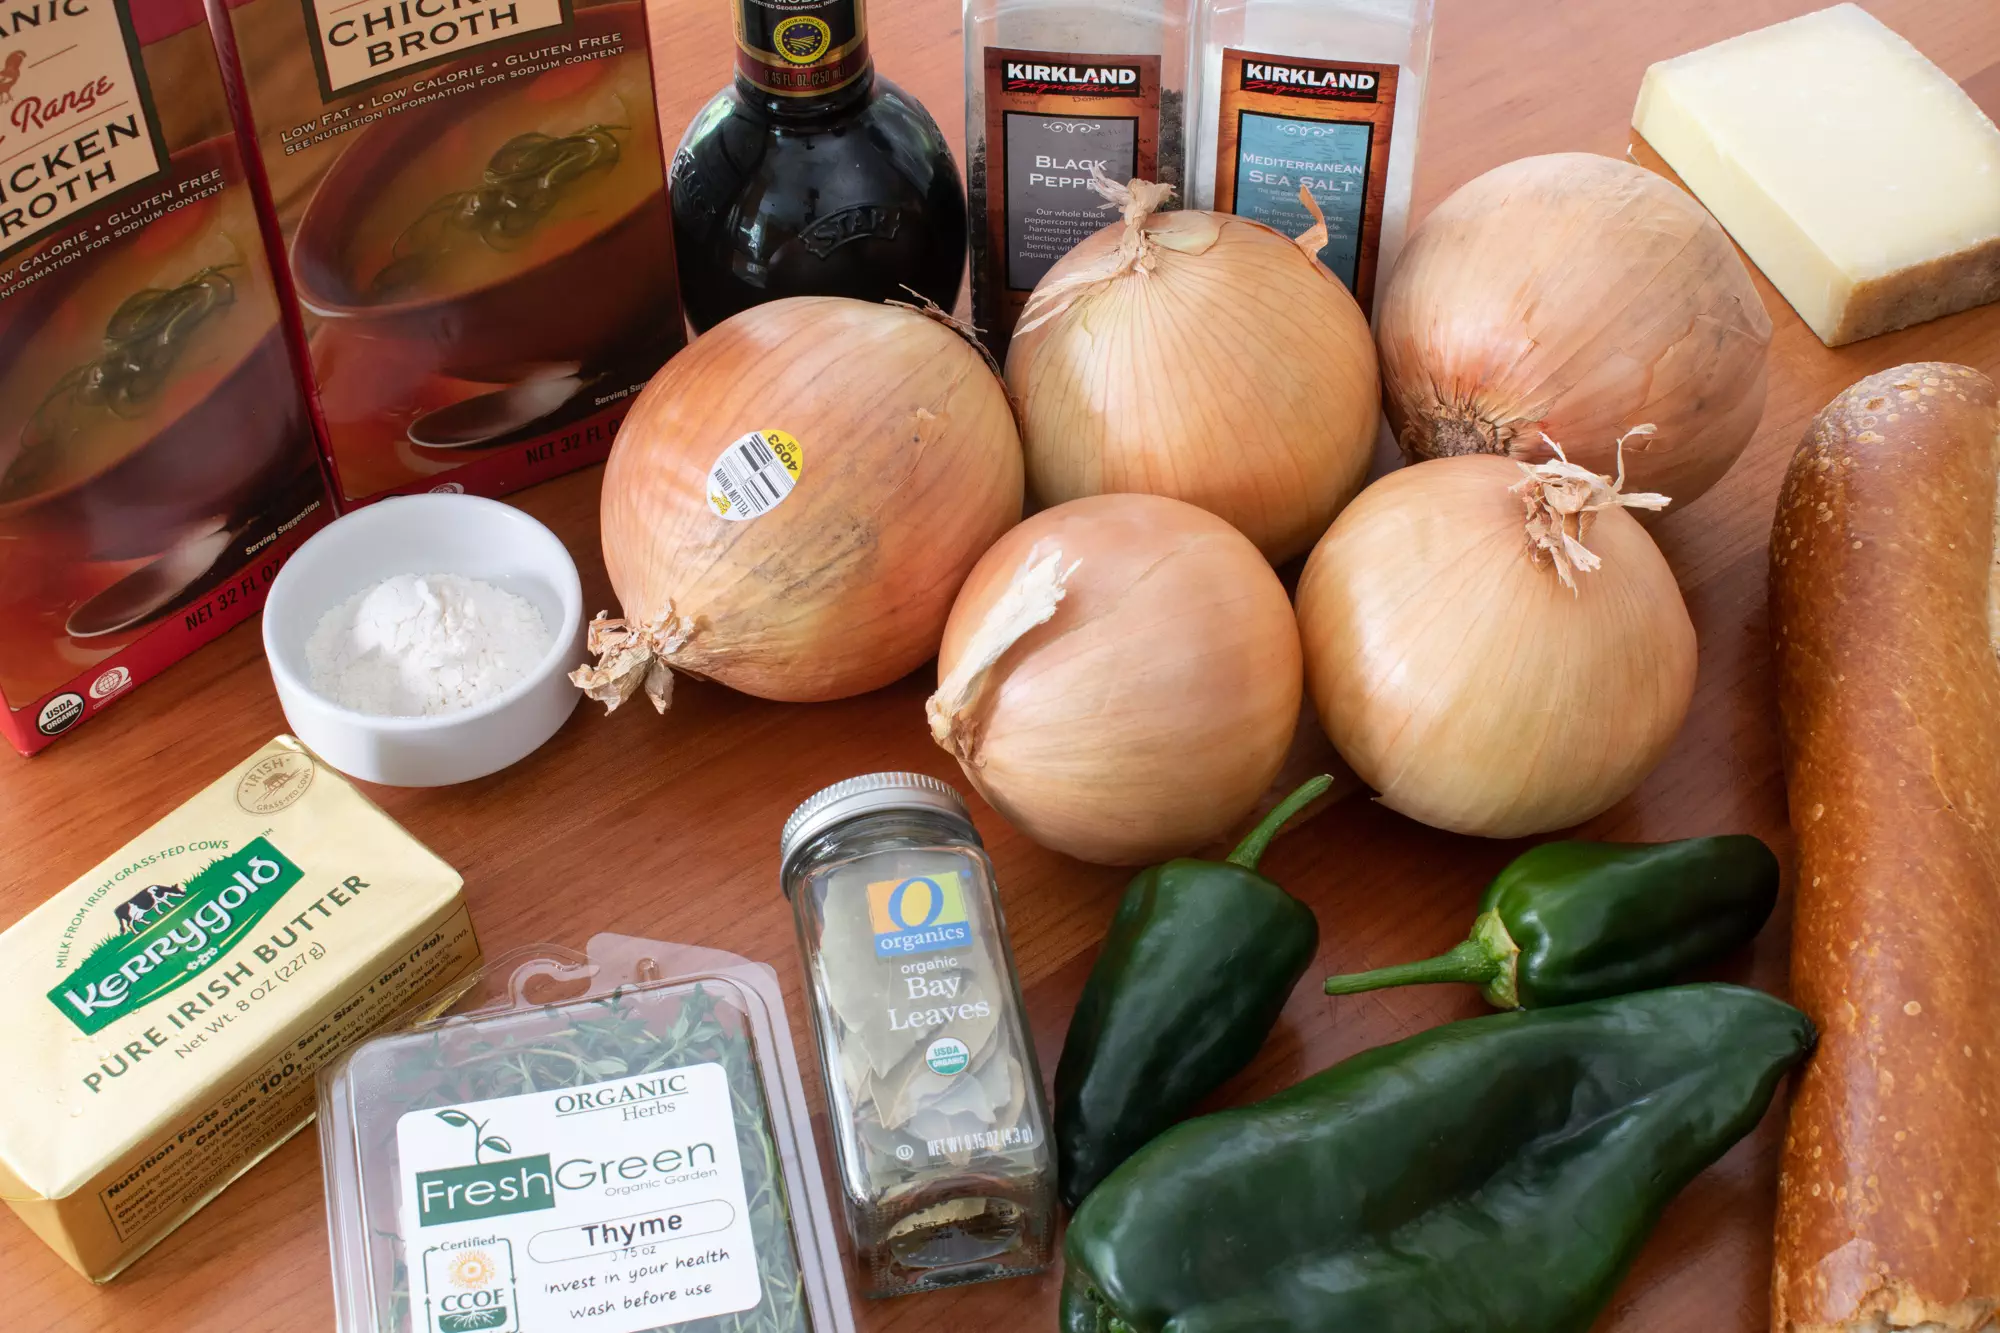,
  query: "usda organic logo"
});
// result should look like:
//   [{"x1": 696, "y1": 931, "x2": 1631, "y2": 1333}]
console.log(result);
[{"x1": 925, "y1": 1037, "x2": 970, "y2": 1076}]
